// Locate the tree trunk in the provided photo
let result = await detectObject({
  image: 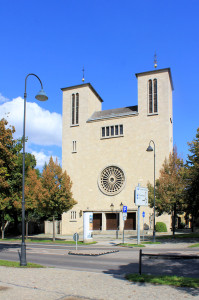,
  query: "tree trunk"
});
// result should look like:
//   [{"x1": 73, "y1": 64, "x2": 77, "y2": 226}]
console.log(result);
[
  {"x1": 172, "y1": 203, "x2": 176, "y2": 237},
  {"x1": 53, "y1": 215, "x2": 55, "y2": 242},
  {"x1": 1, "y1": 219, "x2": 5, "y2": 239}
]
